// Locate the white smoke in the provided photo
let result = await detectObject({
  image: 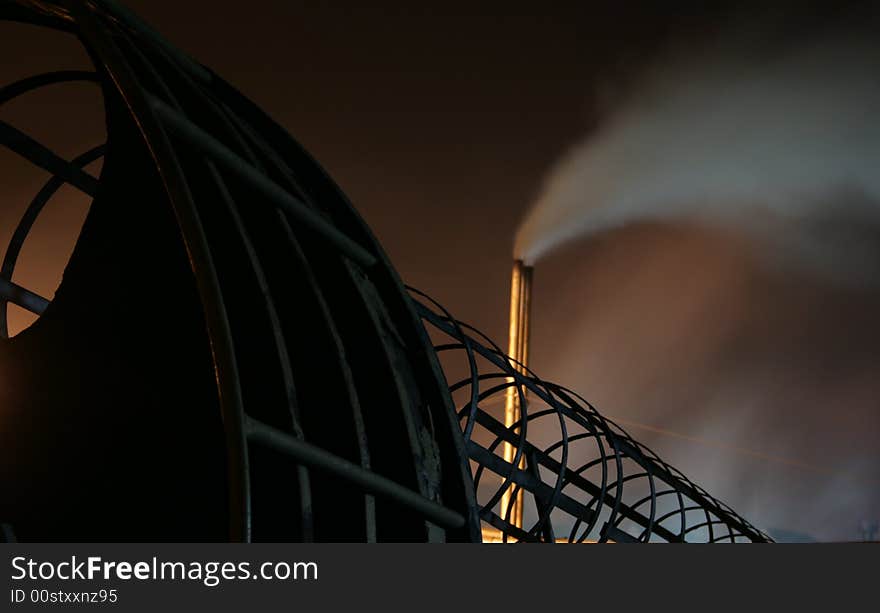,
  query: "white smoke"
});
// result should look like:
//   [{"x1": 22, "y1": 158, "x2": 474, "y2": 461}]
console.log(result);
[
  {"x1": 515, "y1": 20, "x2": 880, "y2": 285},
  {"x1": 518, "y1": 13, "x2": 880, "y2": 541}
]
